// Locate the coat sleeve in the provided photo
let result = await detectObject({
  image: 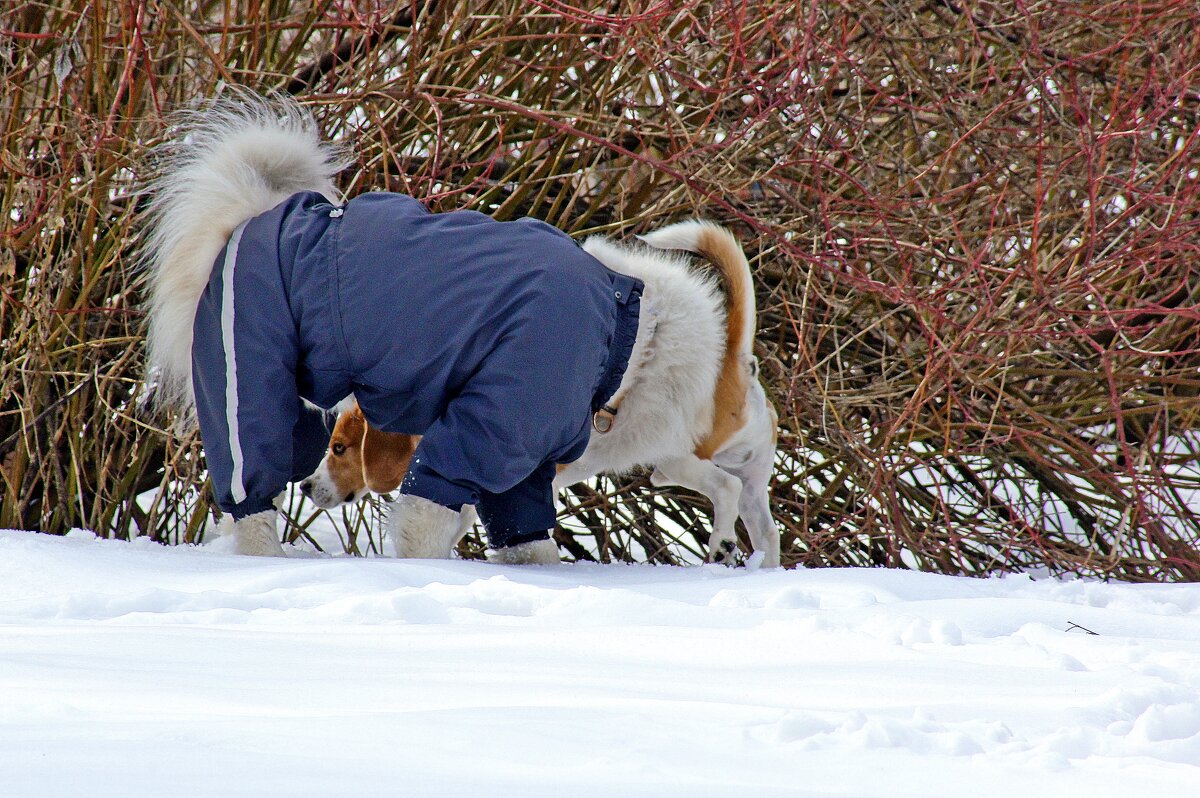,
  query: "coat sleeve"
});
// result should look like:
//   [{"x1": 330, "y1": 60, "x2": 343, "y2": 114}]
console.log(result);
[{"x1": 191, "y1": 220, "x2": 329, "y2": 519}]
